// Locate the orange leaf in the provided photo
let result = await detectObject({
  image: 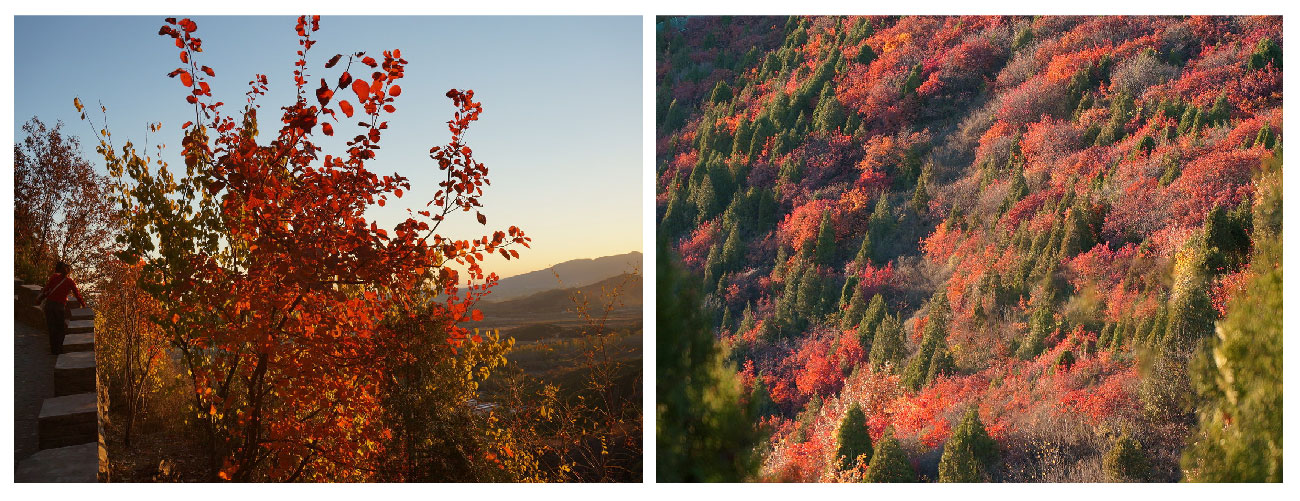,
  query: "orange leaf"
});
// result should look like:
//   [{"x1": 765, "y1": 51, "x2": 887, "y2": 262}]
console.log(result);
[
  {"x1": 179, "y1": 71, "x2": 193, "y2": 87},
  {"x1": 471, "y1": 309, "x2": 483, "y2": 321},
  {"x1": 389, "y1": 84, "x2": 401, "y2": 97}
]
